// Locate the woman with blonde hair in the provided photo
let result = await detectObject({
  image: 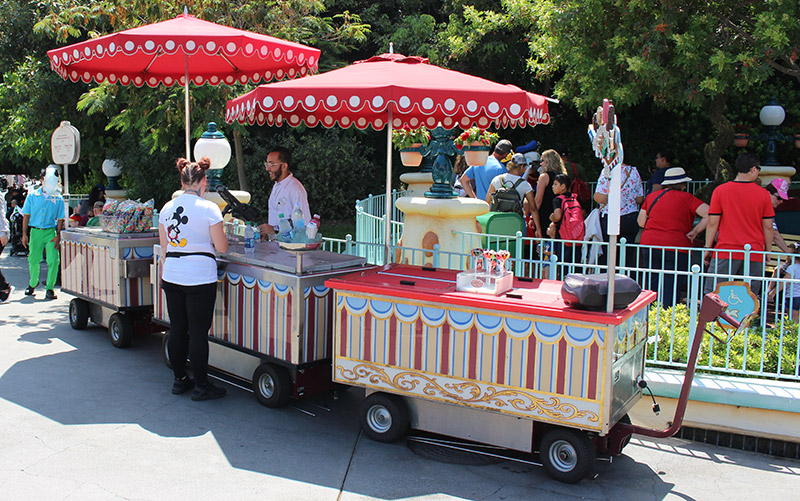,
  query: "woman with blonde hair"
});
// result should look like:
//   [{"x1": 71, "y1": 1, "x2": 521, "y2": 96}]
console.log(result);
[
  {"x1": 535, "y1": 149, "x2": 567, "y2": 234},
  {"x1": 159, "y1": 157, "x2": 229, "y2": 401}
]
